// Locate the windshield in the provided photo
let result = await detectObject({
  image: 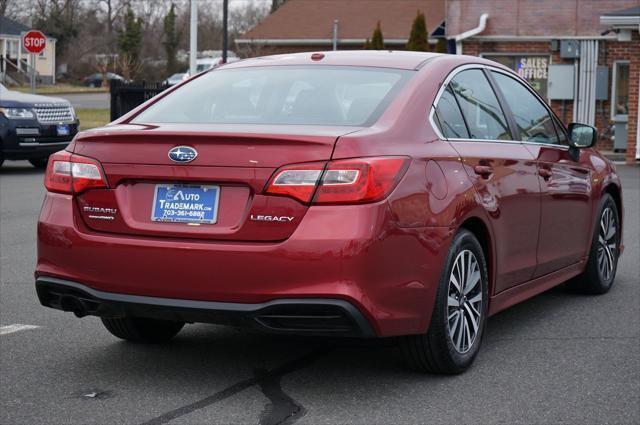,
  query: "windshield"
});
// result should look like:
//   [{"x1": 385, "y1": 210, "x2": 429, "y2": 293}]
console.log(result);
[{"x1": 132, "y1": 66, "x2": 412, "y2": 127}]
